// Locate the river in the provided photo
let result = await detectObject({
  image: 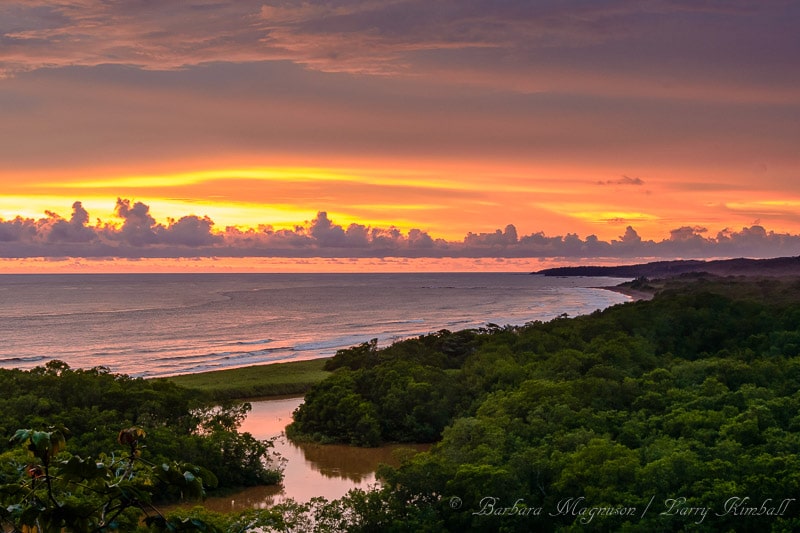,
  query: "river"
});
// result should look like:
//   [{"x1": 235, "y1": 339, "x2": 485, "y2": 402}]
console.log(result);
[{"x1": 198, "y1": 396, "x2": 429, "y2": 512}]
